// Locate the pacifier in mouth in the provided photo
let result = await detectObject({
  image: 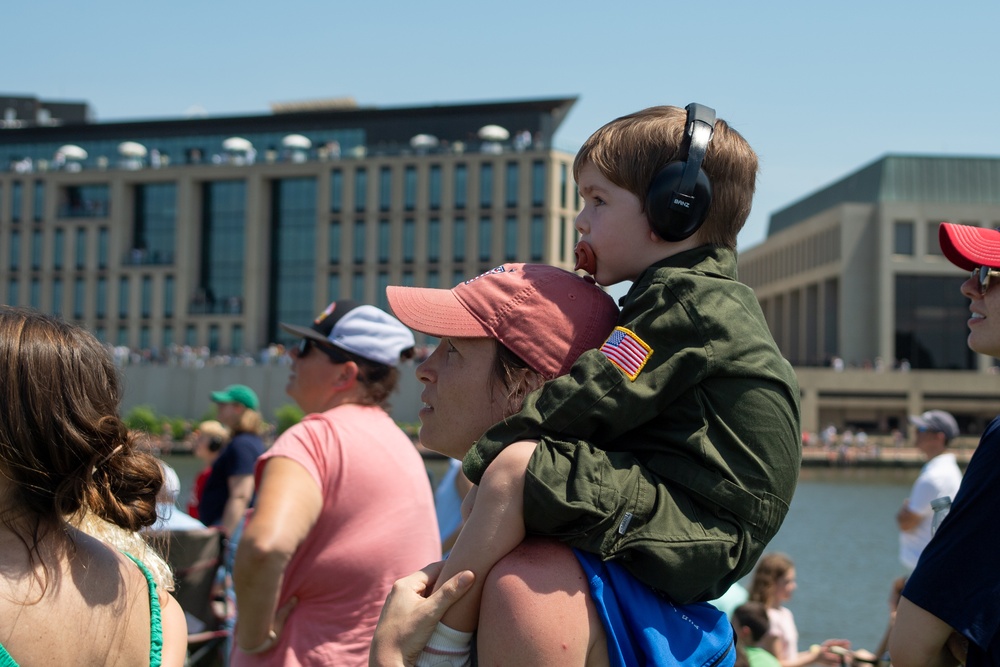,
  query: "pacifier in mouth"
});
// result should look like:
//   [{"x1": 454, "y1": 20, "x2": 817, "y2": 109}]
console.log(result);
[{"x1": 574, "y1": 241, "x2": 597, "y2": 276}]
